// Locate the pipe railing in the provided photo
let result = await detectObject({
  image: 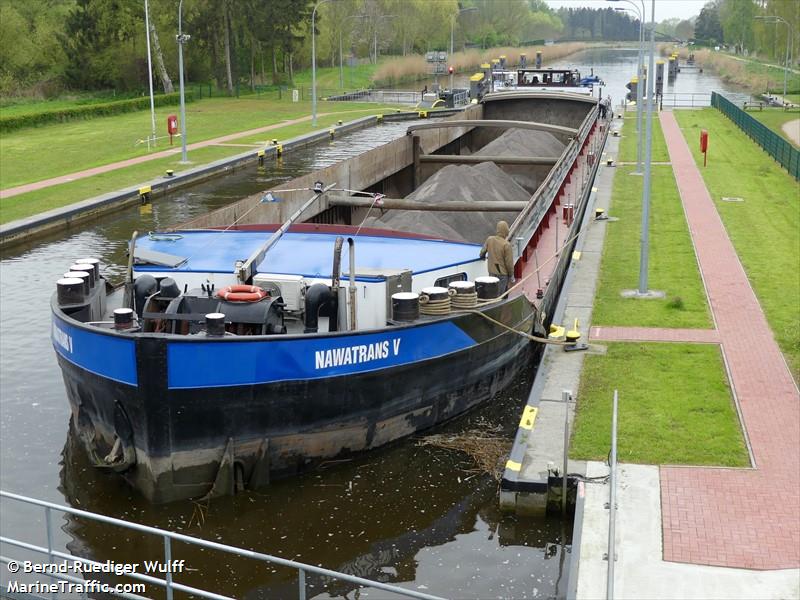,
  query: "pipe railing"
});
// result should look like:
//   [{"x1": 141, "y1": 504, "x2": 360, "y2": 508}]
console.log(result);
[
  {"x1": 0, "y1": 490, "x2": 447, "y2": 600},
  {"x1": 606, "y1": 390, "x2": 619, "y2": 600}
]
